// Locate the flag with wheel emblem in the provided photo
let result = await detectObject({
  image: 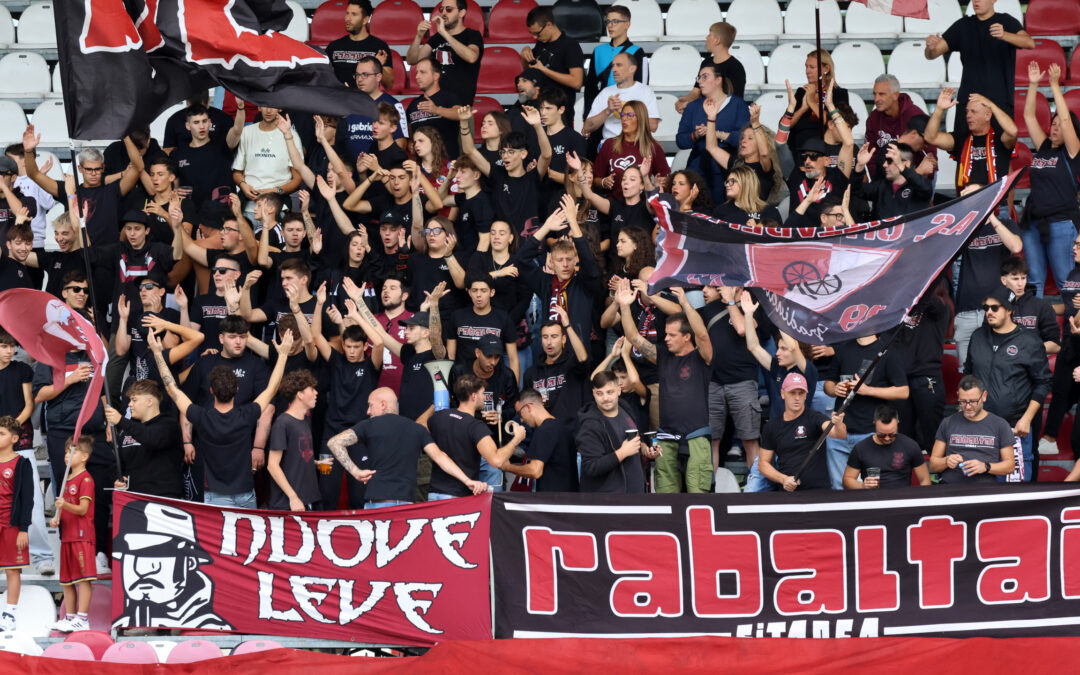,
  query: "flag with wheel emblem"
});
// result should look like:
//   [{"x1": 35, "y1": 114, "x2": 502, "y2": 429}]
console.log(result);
[{"x1": 648, "y1": 171, "x2": 1020, "y2": 345}]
